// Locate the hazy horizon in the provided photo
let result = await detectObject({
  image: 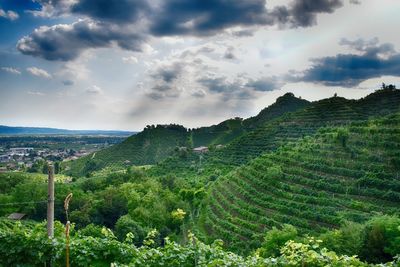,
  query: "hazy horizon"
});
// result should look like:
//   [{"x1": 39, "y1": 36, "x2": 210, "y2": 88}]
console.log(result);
[
  {"x1": 0, "y1": 89, "x2": 388, "y2": 131},
  {"x1": 1, "y1": 0, "x2": 400, "y2": 131}
]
